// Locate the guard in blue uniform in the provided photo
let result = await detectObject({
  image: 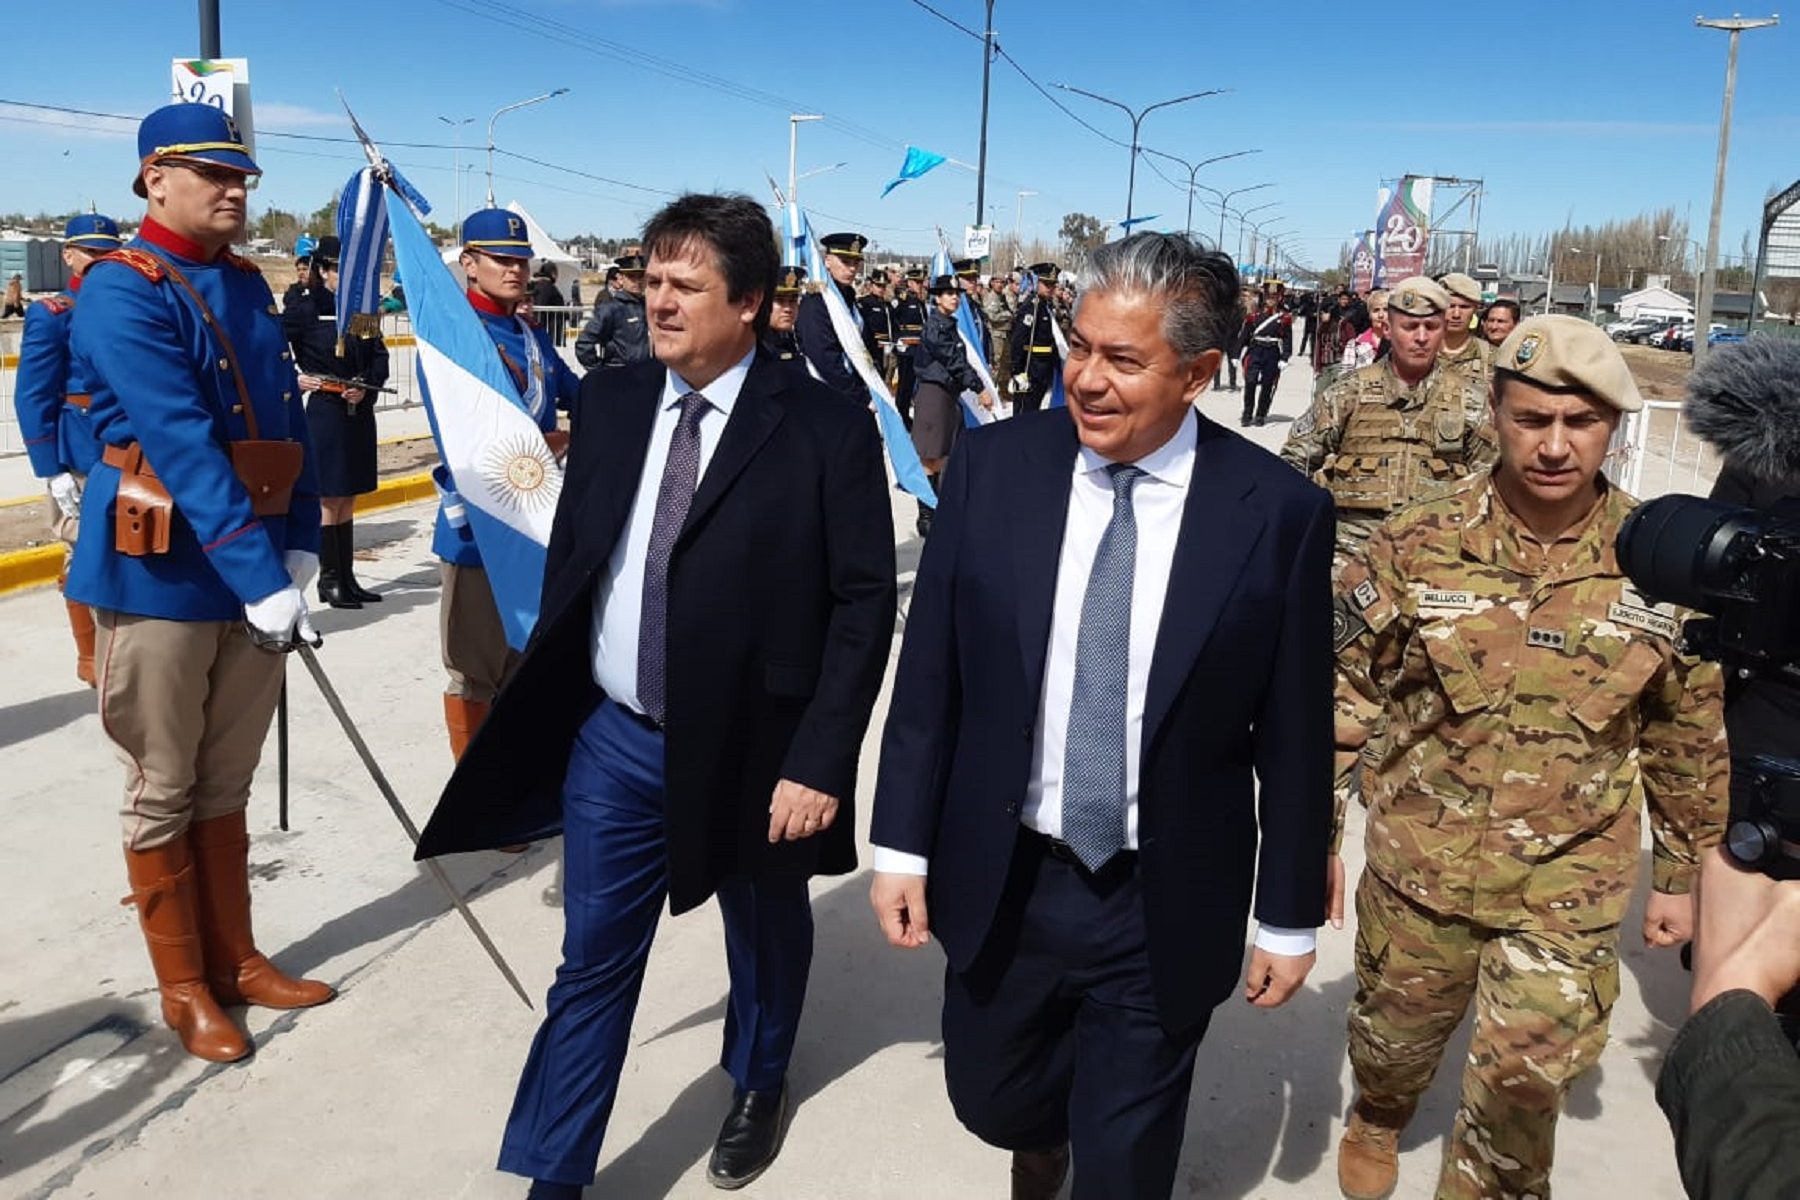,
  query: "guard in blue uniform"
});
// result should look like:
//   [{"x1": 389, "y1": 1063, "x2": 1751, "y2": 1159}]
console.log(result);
[
  {"x1": 431, "y1": 208, "x2": 582, "y2": 759},
  {"x1": 14, "y1": 212, "x2": 121, "y2": 685},
  {"x1": 283, "y1": 235, "x2": 390, "y2": 610},
  {"x1": 67, "y1": 103, "x2": 335, "y2": 1064},
  {"x1": 1241, "y1": 282, "x2": 1293, "y2": 427},
  {"x1": 1009, "y1": 262, "x2": 1064, "y2": 415},
  {"x1": 763, "y1": 264, "x2": 806, "y2": 363},
  {"x1": 954, "y1": 258, "x2": 994, "y2": 365},
  {"x1": 892, "y1": 267, "x2": 926, "y2": 425},
  {"x1": 795, "y1": 231, "x2": 868, "y2": 402}
]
